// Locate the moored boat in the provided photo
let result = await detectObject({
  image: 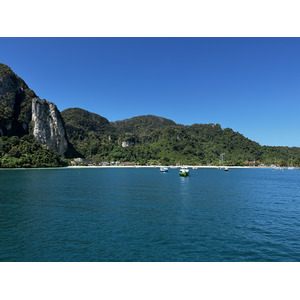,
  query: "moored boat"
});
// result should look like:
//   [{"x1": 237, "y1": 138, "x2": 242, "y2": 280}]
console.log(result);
[
  {"x1": 160, "y1": 167, "x2": 168, "y2": 172},
  {"x1": 179, "y1": 167, "x2": 189, "y2": 177}
]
